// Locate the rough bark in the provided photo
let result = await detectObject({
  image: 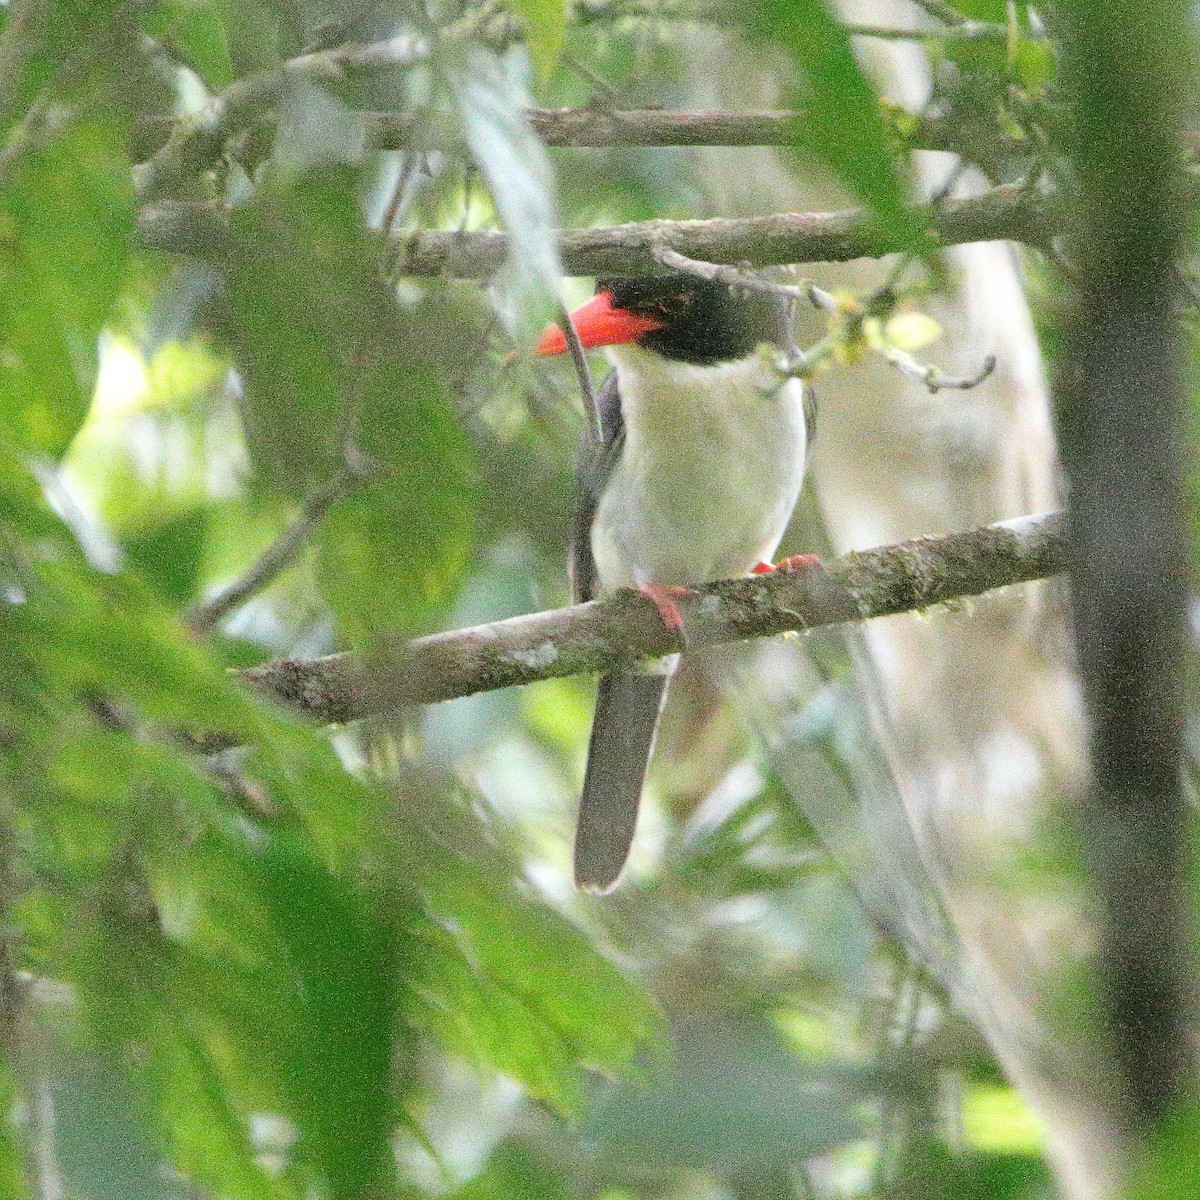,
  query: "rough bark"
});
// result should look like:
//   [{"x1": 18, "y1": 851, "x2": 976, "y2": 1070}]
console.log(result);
[
  {"x1": 234, "y1": 511, "x2": 1064, "y2": 724},
  {"x1": 138, "y1": 184, "x2": 1055, "y2": 274}
]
